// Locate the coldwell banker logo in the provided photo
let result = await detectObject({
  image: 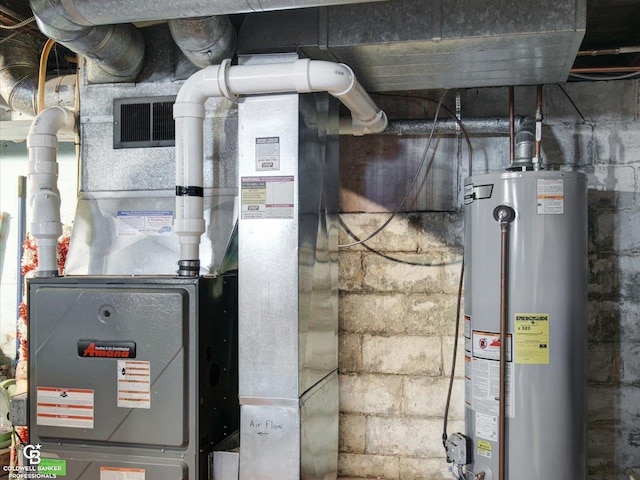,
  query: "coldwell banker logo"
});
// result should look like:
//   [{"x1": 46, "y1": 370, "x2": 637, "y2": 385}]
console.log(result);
[{"x1": 2, "y1": 444, "x2": 67, "y2": 478}]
